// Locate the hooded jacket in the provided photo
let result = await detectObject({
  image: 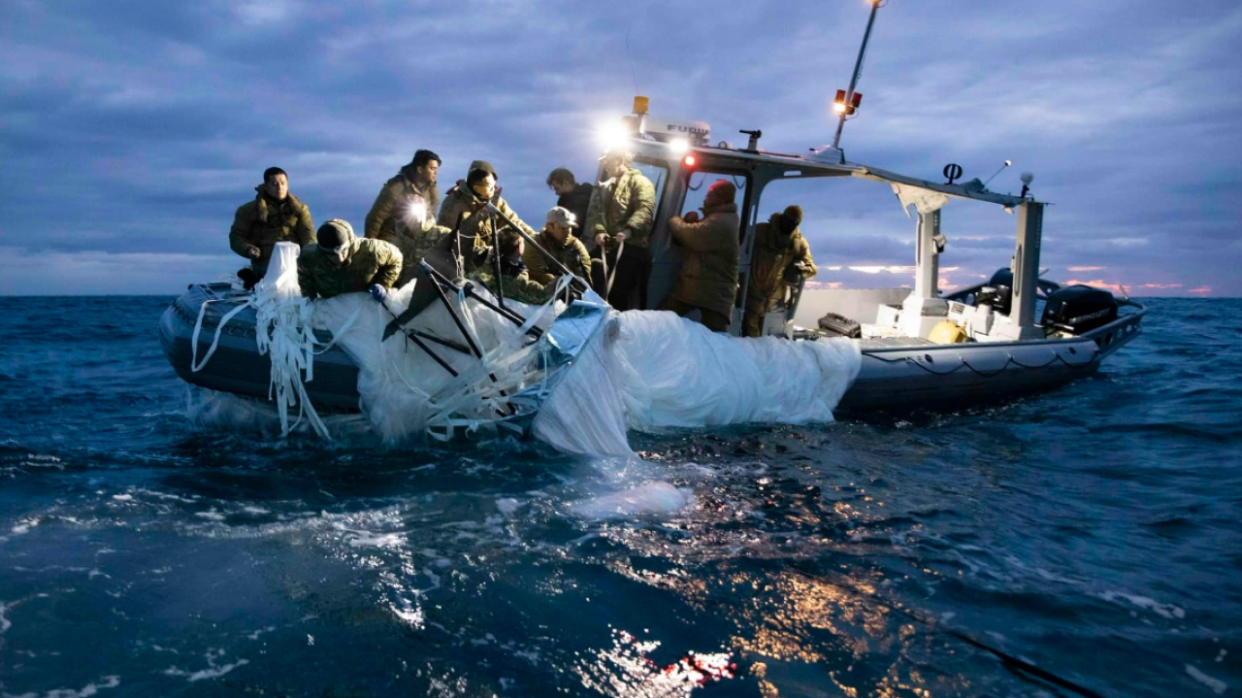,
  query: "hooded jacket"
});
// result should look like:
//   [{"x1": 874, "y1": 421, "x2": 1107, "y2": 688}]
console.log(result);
[
  {"x1": 667, "y1": 202, "x2": 741, "y2": 318},
  {"x1": 229, "y1": 188, "x2": 315, "y2": 271},
  {"x1": 523, "y1": 228, "x2": 591, "y2": 285},
  {"x1": 585, "y1": 168, "x2": 656, "y2": 249},
  {"x1": 437, "y1": 183, "x2": 536, "y2": 263},
  {"x1": 746, "y1": 213, "x2": 817, "y2": 312},
  {"x1": 297, "y1": 221, "x2": 403, "y2": 299},
  {"x1": 364, "y1": 171, "x2": 441, "y2": 241}
]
